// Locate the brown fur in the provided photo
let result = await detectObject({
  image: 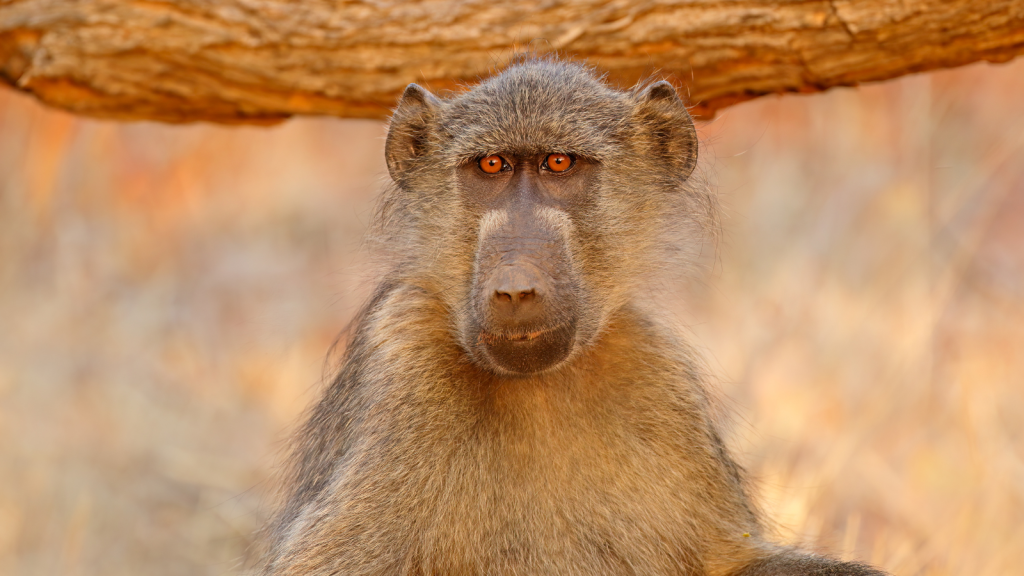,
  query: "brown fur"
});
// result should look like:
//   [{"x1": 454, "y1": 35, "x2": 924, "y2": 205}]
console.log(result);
[{"x1": 257, "y1": 57, "x2": 887, "y2": 576}]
